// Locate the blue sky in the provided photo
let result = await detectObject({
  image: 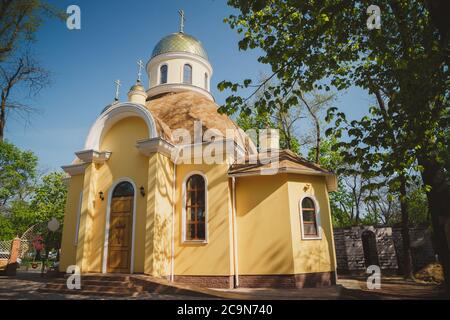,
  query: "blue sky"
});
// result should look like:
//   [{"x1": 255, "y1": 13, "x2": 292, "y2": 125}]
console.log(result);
[{"x1": 6, "y1": 0, "x2": 371, "y2": 172}]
